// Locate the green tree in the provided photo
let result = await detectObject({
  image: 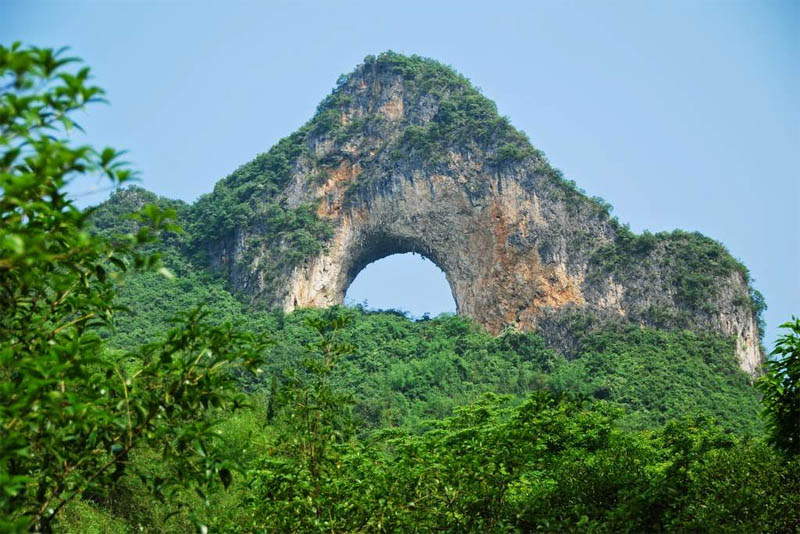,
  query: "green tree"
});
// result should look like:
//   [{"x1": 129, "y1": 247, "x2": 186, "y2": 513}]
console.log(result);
[
  {"x1": 0, "y1": 43, "x2": 264, "y2": 532},
  {"x1": 240, "y1": 314, "x2": 357, "y2": 532},
  {"x1": 759, "y1": 317, "x2": 800, "y2": 455}
]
